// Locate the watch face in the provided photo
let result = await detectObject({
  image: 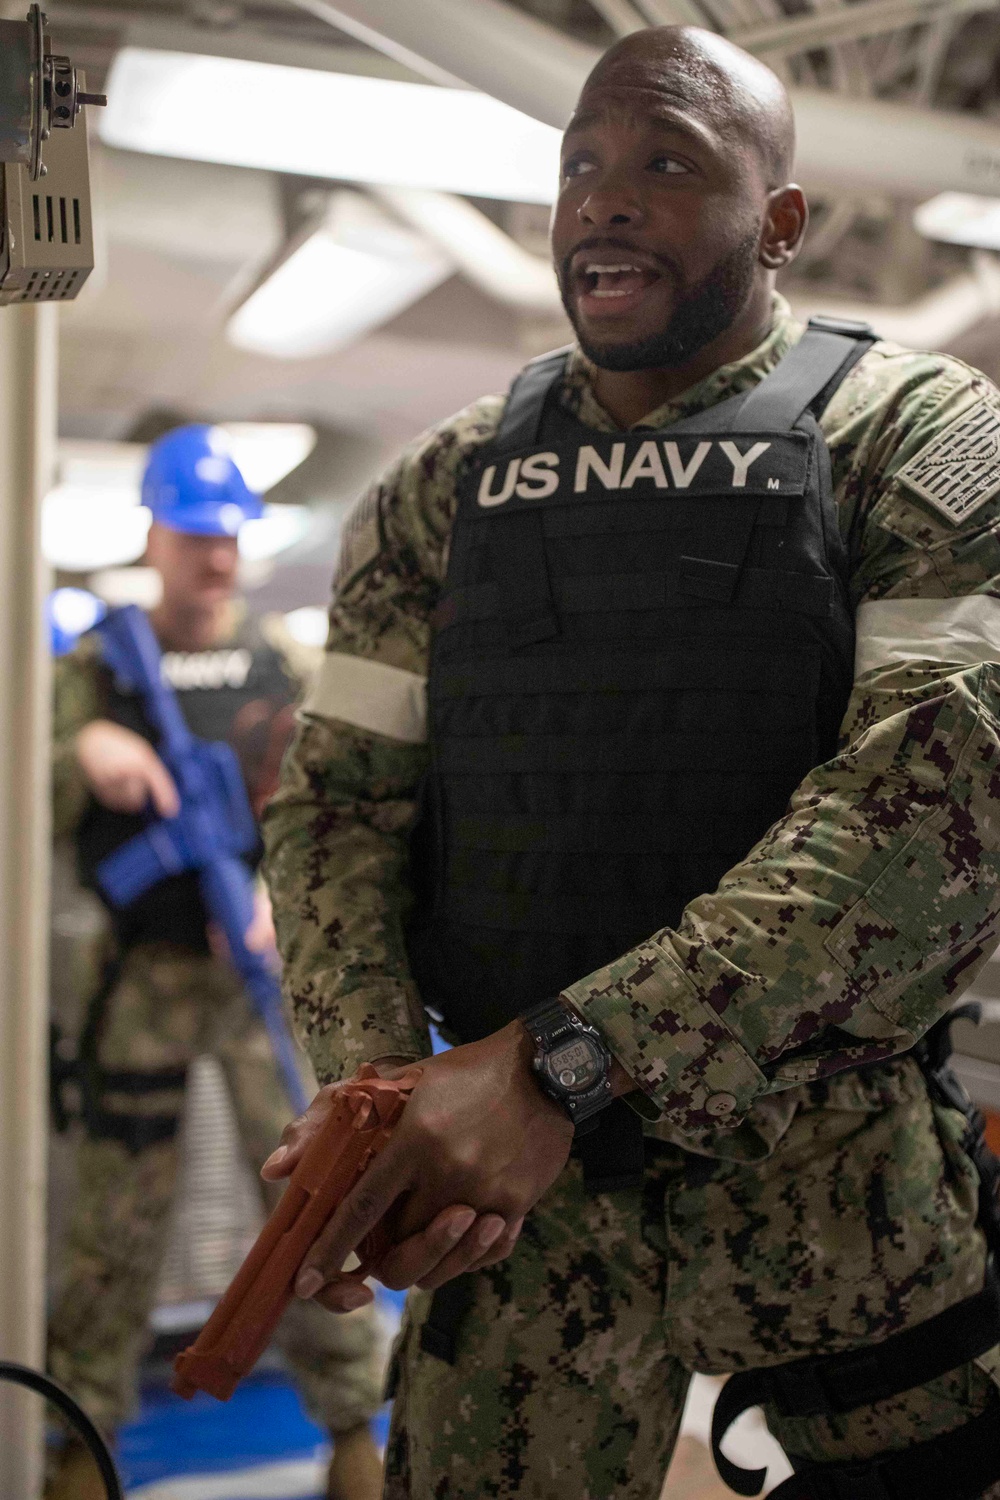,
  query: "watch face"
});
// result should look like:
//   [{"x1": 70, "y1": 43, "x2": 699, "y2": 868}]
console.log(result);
[{"x1": 544, "y1": 1035, "x2": 604, "y2": 1095}]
